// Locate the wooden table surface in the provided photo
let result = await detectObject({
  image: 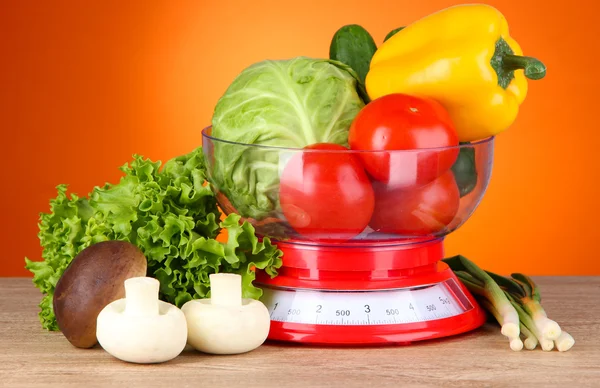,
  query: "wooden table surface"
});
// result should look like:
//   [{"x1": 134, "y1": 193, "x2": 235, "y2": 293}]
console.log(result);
[{"x1": 1, "y1": 277, "x2": 599, "y2": 388}]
